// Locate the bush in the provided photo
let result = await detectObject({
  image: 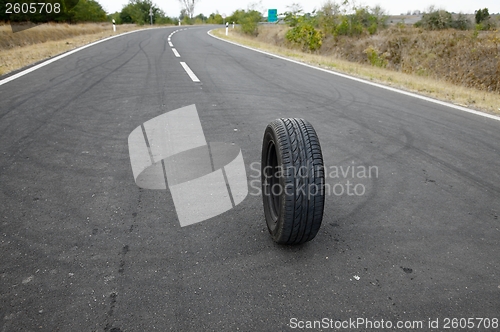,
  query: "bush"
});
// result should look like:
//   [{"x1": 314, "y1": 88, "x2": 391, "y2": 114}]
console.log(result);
[
  {"x1": 415, "y1": 9, "x2": 476, "y2": 31},
  {"x1": 207, "y1": 13, "x2": 223, "y2": 24},
  {"x1": 364, "y1": 46, "x2": 387, "y2": 67},
  {"x1": 416, "y1": 10, "x2": 453, "y2": 30},
  {"x1": 286, "y1": 23, "x2": 324, "y2": 51},
  {"x1": 239, "y1": 10, "x2": 262, "y2": 36},
  {"x1": 474, "y1": 8, "x2": 495, "y2": 31},
  {"x1": 283, "y1": 10, "x2": 323, "y2": 51},
  {"x1": 317, "y1": 2, "x2": 387, "y2": 37},
  {"x1": 451, "y1": 14, "x2": 472, "y2": 30},
  {"x1": 475, "y1": 8, "x2": 490, "y2": 24}
]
